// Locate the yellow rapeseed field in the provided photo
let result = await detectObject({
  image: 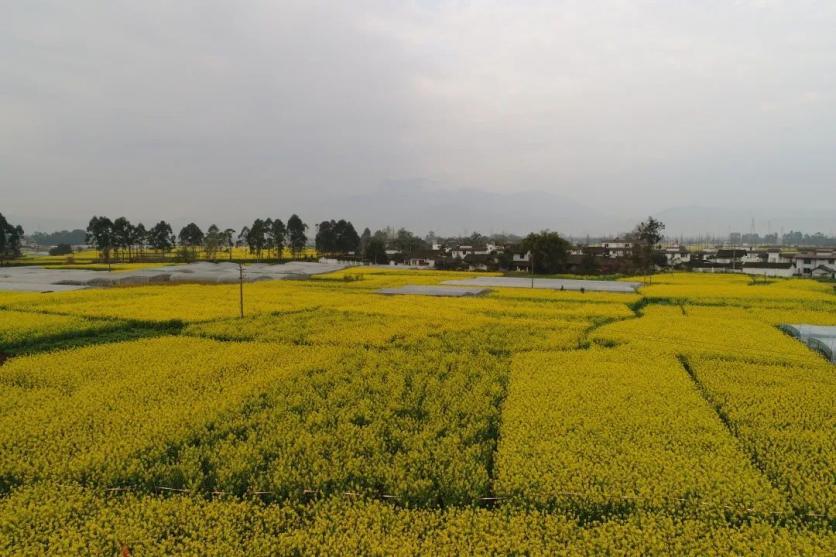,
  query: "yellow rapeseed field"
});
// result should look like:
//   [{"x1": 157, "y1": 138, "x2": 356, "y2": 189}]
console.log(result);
[{"x1": 0, "y1": 269, "x2": 833, "y2": 554}]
